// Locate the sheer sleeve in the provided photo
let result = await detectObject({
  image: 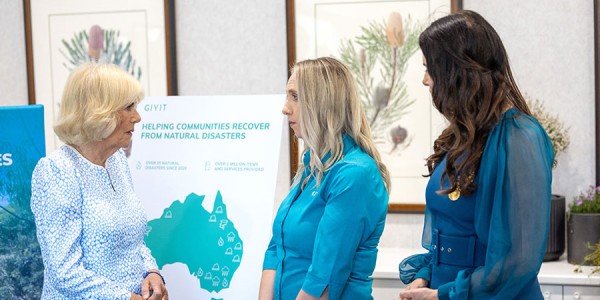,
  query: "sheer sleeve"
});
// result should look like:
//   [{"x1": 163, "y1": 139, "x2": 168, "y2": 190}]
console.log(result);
[
  {"x1": 400, "y1": 205, "x2": 434, "y2": 285},
  {"x1": 448, "y1": 113, "x2": 554, "y2": 299},
  {"x1": 399, "y1": 252, "x2": 432, "y2": 284}
]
